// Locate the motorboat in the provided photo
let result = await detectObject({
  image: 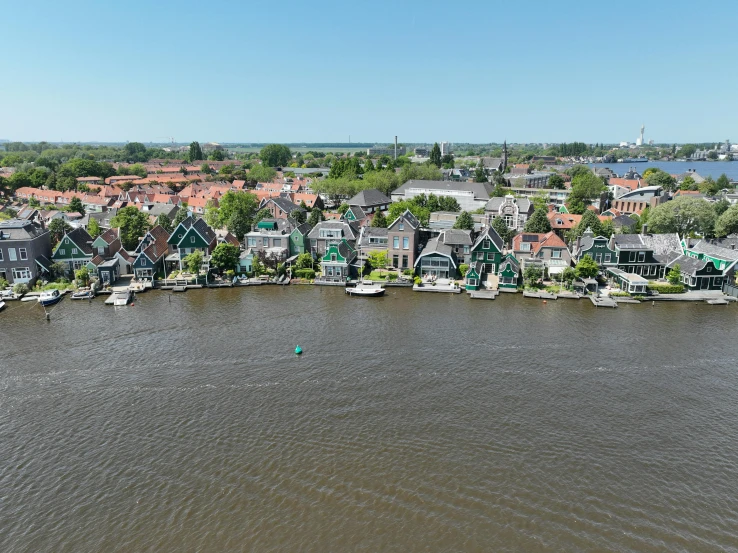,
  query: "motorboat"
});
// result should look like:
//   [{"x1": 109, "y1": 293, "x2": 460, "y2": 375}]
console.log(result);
[
  {"x1": 346, "y1": 281, "x2": 385, "y2": 297},
  {"x1": 38, "y1": 289, "x2": 62, "y2": 307},
  {"x1": 71, "y1": 288, "x2": 95, "y2": 300},
  {"x1": 0, "y1": 300, "x2": 5, "y2": 312},
  {"x1": 113, "y1": 290, "x2": 133, "y2": 306}
]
